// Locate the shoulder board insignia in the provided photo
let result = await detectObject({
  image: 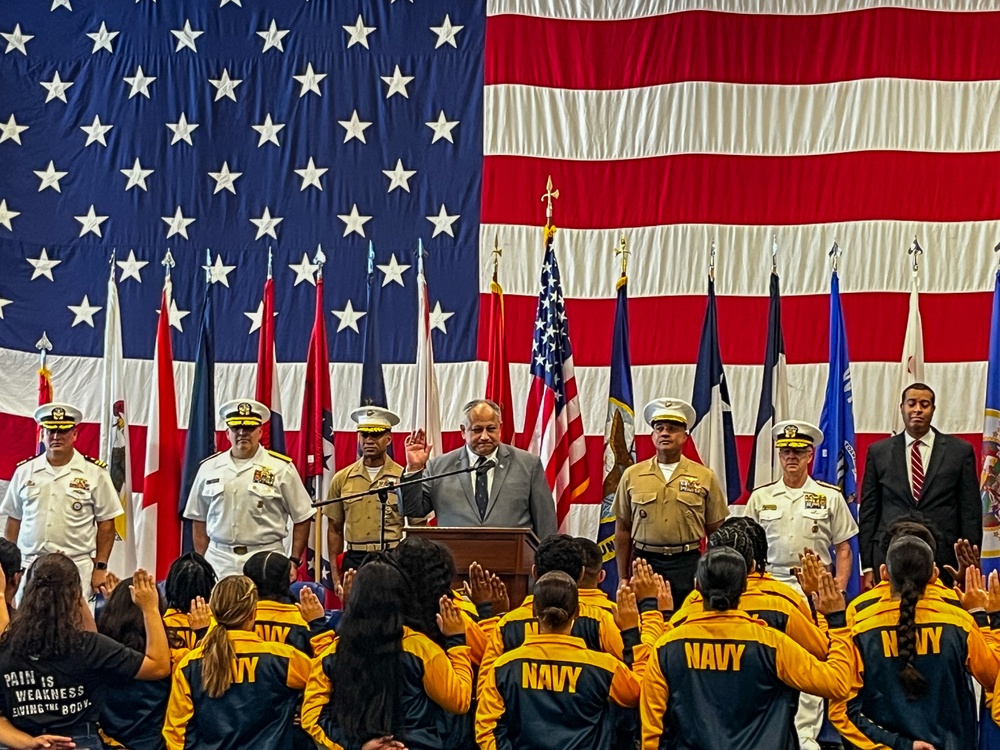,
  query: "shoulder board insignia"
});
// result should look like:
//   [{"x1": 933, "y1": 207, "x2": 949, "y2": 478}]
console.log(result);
[
  {"x1": 199, "y1": 450, "x2": 225, "y2": 464},
  {"x1": 815, "y1": 480, "x2": 841, "y2": 491},
  {"x1": 84, "y1": 455, "x2": 107, "y2": 468},
  {"x1": 16, "y1": 452, "x2": 41, "y2": 467},
  {"x1": 755, "y1": 479, "x2": 781, "y2": 490},
  {"x1": 267, "y1": 450, "x2": 293, "y2": 463}
]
